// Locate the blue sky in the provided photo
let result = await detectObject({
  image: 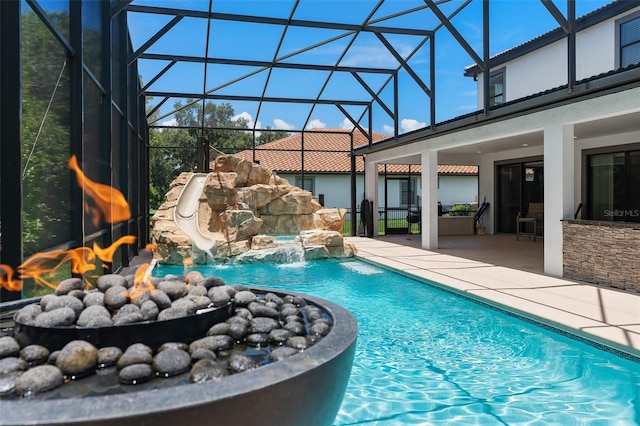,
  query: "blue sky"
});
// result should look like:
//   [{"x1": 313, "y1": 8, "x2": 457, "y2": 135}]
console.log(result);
[{"x1": 128, "y1": 0, "x2": 612, "y2": 135}]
